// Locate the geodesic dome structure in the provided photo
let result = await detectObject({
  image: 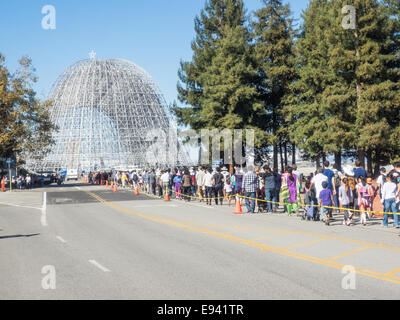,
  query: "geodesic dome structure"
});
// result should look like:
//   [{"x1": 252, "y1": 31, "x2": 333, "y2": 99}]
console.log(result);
[{"x1": 25, "y1": 58, "x2": 189, "y2": 172}]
